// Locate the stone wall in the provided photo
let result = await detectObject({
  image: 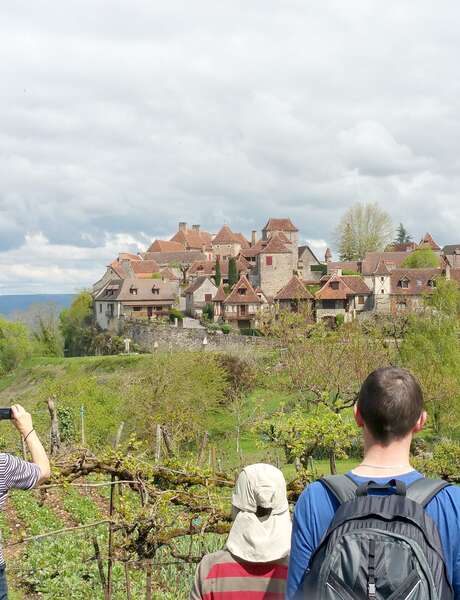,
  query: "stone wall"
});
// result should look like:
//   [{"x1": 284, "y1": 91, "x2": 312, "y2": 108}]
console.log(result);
[{"x1": 123, "y1": 320, "x2": 274, "y2": 352}]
